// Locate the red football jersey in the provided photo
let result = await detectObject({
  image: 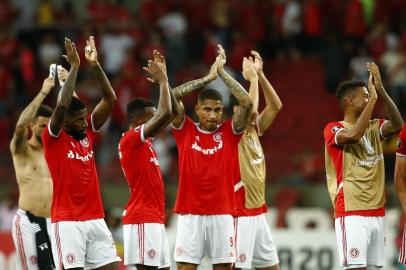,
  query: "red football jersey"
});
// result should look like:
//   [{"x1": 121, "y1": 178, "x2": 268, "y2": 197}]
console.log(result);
[
  {"x1": 324, "y1": 120, "x2": 386, "y2": 218},
  {"x1": 397, "y1": 124, "x2": 406, "y2": 156},
  {"x1": 42, "y1": 115, "x2": 104, "y2": 222},
  {"x1": 172, "y1": 117, "x2": 242, "y2": 215},
  {"x1": 118, "y1": 124, "x2": 165, "y2": 224}
]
